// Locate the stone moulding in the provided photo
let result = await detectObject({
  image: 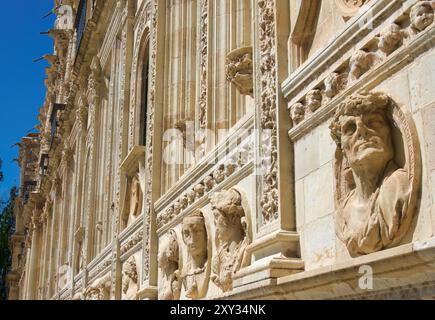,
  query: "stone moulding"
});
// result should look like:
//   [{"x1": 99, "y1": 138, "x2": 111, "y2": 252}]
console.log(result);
[
  {"x1": 120, "y1": 232, "x2": 143, "y2": 261},
  {"x1": 156, "y1": 147, "x2": 254, "y2": 233},
  {"x1": 226, "y1": 237, "x2": 435, "y2": 299},
  {"x1": 86, "y1": 245, "x2": 113, "y2": 285},
  {"x1": 284, "y1": 0, "x2": 435, "y2": 141},
  {"x1": 288, "y1": 24, "x2": 435, "y2": 142},
  {"x1": 155, "y1": 116, "x2": 255, "y2": 231}
]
